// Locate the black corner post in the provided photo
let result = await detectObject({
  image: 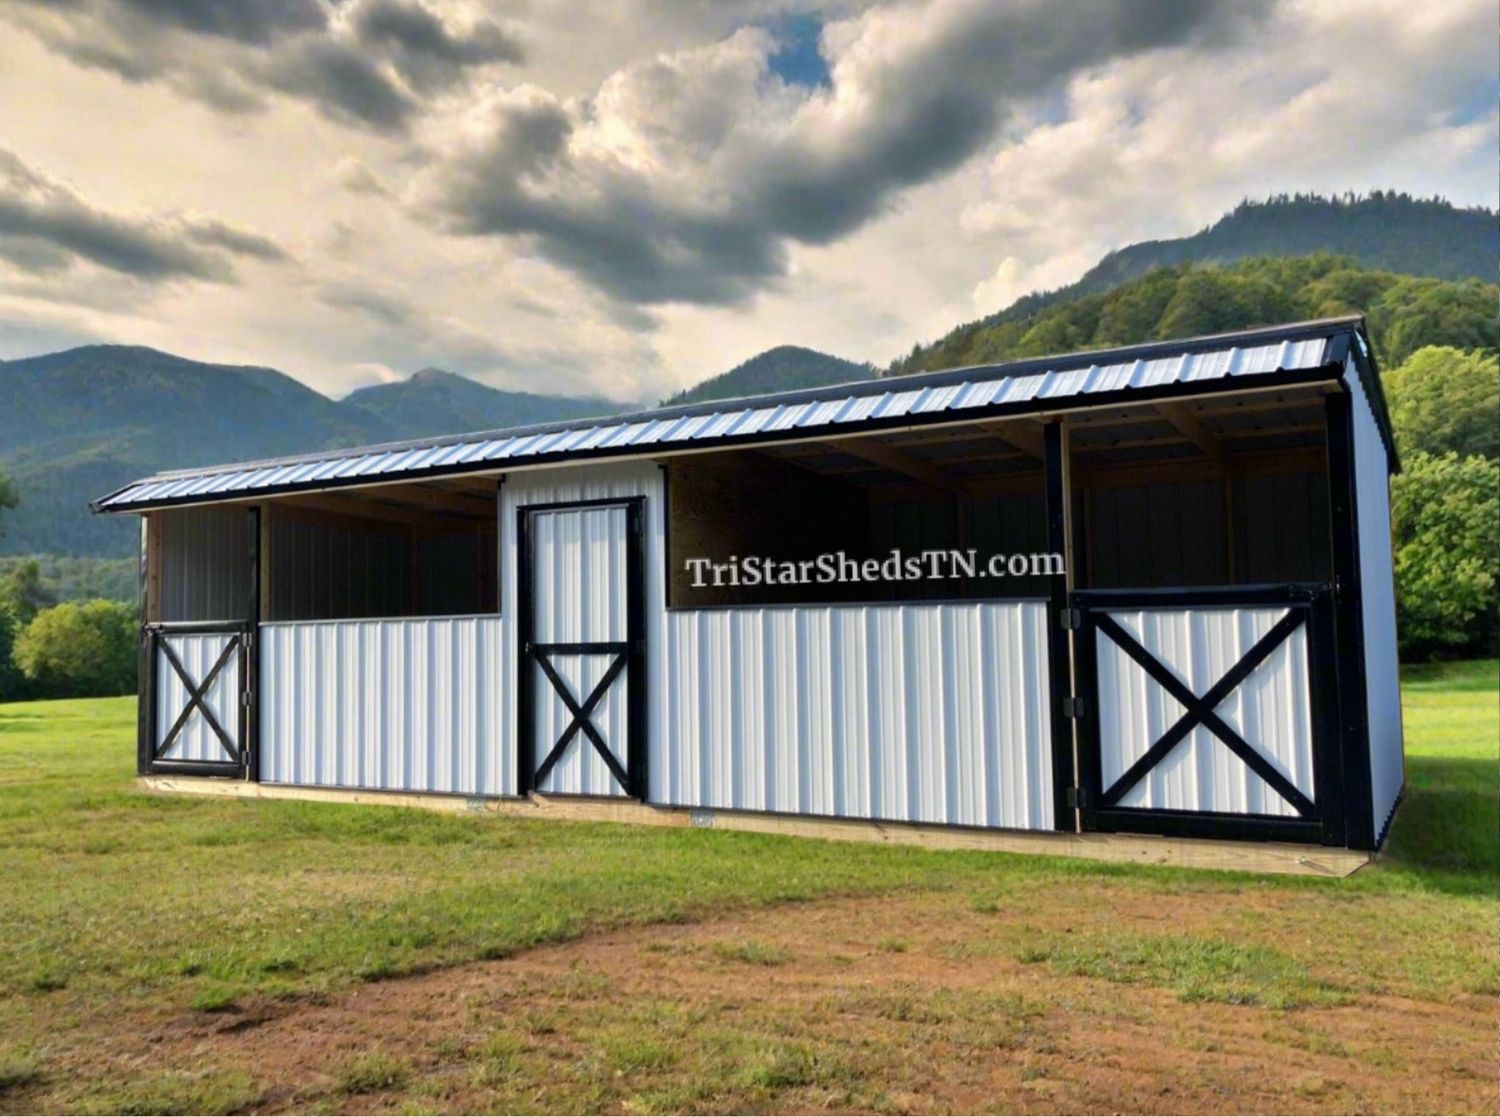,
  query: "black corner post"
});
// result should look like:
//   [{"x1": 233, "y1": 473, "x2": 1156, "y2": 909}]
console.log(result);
[
  {"x1": 515, "y1": 503, "x2": 535, "y2": 796},
  {"x1": 1324, "y1": 389, "x2": 1375, "y2": 850},
  {"x1": 1043, "y1": 420, "x2": 1077, "y2": 830},
  {"x1": 244, "y1": 505, "x2": 261, "y2": 784},
  {"x1": 626, "y1": 498, "x2": 648, "y2": 800},
  {"x1": 136, "y1": 515, "x2": 154, "y2": 777}
]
